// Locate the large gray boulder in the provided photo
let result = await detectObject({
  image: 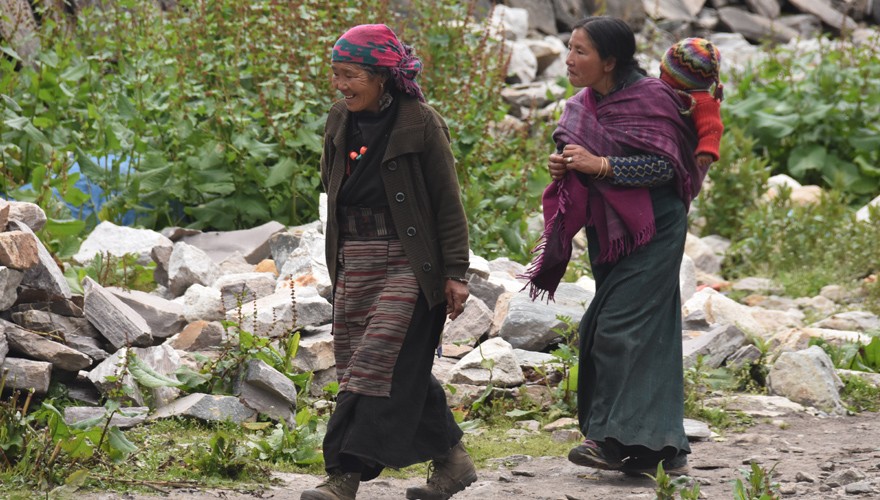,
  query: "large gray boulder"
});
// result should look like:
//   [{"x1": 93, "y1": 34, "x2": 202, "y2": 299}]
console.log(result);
[{"x1": 768, "y1": 345, "x2": 846, "y2": 415}]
